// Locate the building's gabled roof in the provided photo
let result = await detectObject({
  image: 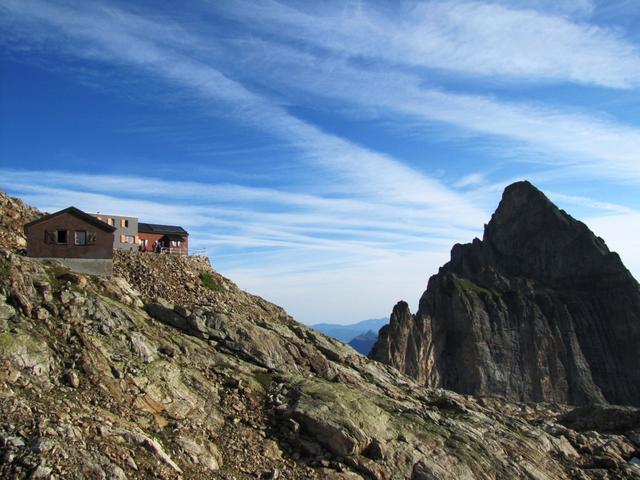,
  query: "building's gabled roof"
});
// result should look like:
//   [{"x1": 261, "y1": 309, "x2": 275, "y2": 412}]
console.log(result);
[
  {"x1": 138, "y1": 223, "x2": 189, "y2": 236},
  {"x1": 24, "y1": 207, "x2": 117, "y2": 233}
]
